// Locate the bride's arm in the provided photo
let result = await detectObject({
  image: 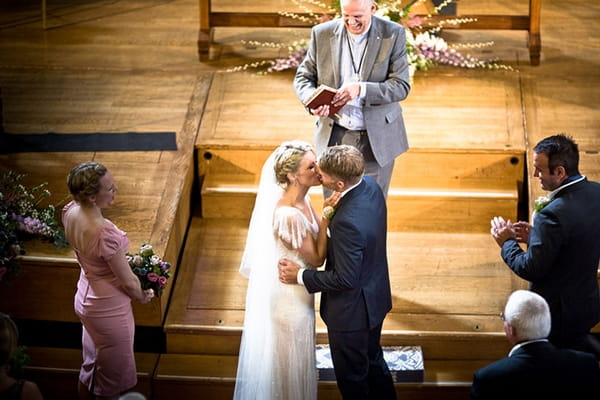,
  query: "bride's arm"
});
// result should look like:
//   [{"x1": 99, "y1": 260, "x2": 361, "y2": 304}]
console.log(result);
[
  {"x1": 297, "y1": 192, "x2": 339, "y2": 266},
  {"x1": 297, "y1": 213, "x2": 330, "y2": 267}
]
